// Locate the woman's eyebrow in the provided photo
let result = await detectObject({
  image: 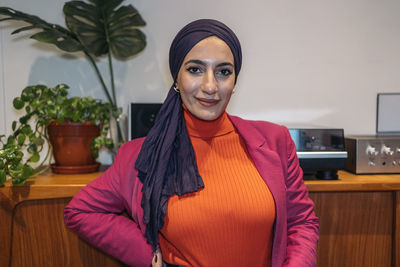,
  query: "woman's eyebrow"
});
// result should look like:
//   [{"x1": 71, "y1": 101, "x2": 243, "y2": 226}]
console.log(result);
[
  {"x1": 216, "y1": 62, "x2": 234, "y2": 68},
  {"x1": 184, "y1": 59, "x2": 206, "y2": 66},
  {"x1": 184, "y1": 59, "x2": 234, "y2": 68}
]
